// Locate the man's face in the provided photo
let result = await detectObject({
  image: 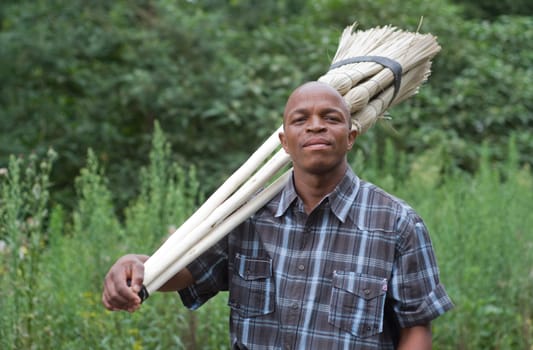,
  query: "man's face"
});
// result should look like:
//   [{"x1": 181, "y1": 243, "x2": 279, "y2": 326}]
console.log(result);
[{"x1": 279, "y1": 83, "x2": 357, "y2": 176}]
